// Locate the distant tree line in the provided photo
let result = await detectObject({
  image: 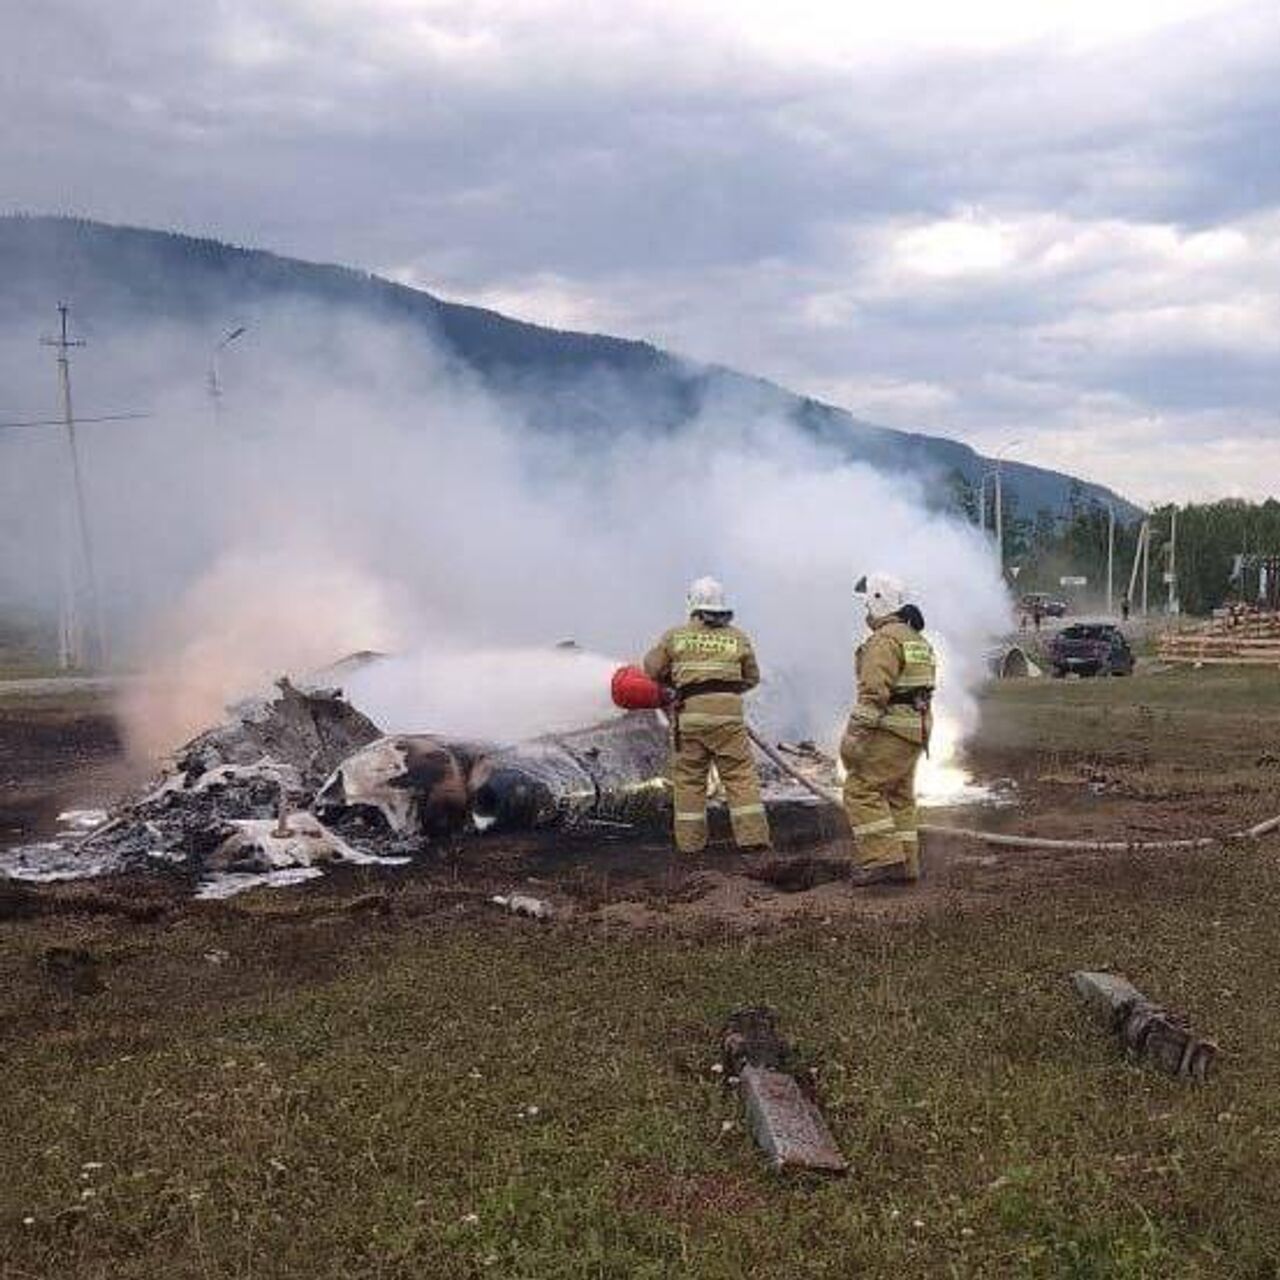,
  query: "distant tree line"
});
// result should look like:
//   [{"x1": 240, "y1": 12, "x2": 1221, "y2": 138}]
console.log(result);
[
  {"x1": 946, "y1": 472, "x2": 1280, "y2": 615},
  {"x1": 1154, "y1": 499, "x2": 1280, "y2": 614}
]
